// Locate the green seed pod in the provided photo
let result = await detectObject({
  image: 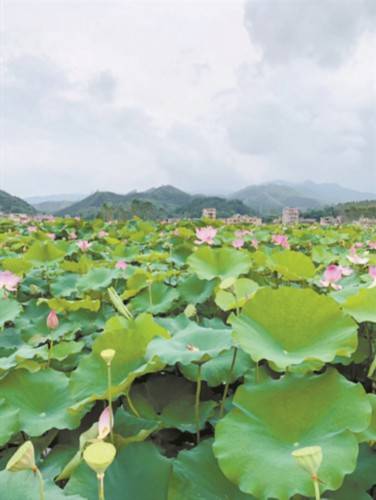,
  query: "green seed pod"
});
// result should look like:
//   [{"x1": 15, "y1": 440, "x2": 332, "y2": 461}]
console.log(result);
[
  {"x1": 6, "y1": 441, "x2": 36, "y2": 472},
  {"x1": 83, "y1": 441, "x2": 116, "y2": 475},
  {"x1": 292, "y1": 446, "x2": 323, "y2": 476},
  {"x1": 100, "y1": 349, "x2": 116, "y2": 365}
]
